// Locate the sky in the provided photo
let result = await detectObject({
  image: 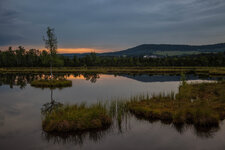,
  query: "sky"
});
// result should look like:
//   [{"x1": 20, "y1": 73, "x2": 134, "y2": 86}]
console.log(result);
[{"x1": 0, "y1": 0, "x2": 225, "y2": 53}]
